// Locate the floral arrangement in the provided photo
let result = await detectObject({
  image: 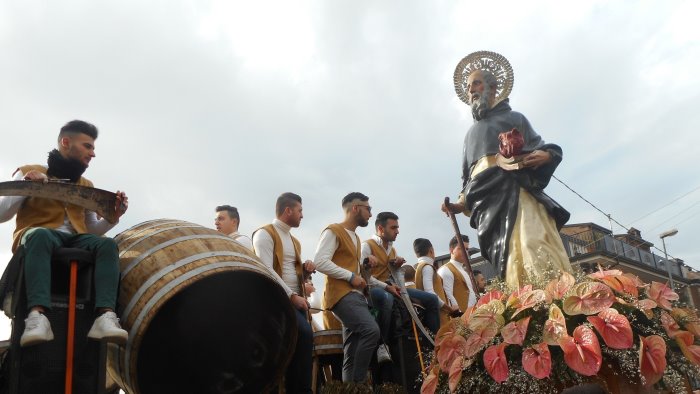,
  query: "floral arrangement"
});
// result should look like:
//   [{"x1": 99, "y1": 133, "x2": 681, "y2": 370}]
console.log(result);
[{"x1": 421, "y1": 267, "x2": 700, "y2": 393}]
